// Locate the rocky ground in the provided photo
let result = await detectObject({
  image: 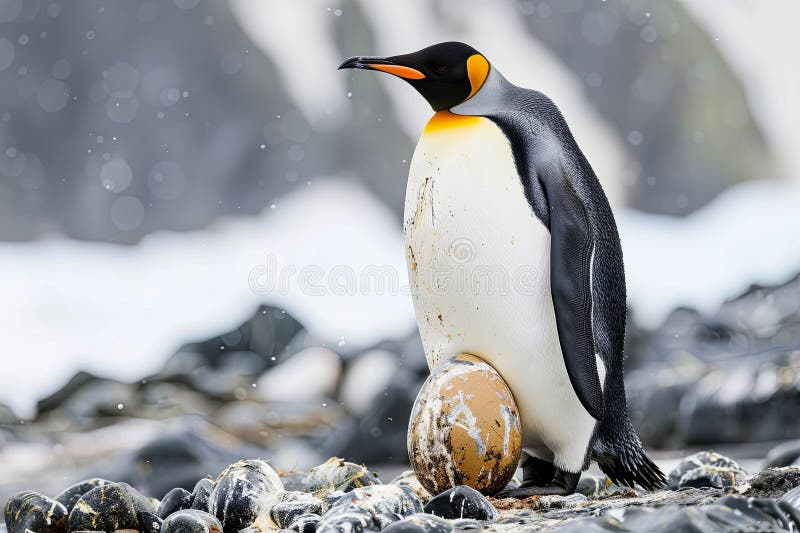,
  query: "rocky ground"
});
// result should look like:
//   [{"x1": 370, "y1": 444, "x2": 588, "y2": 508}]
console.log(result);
[
  {"x1": 2, "y1": 276, "x2": 800, "y2": 531},
  {"x1": 4, "y1": 451, "x2": 800, "y2": 532}
]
